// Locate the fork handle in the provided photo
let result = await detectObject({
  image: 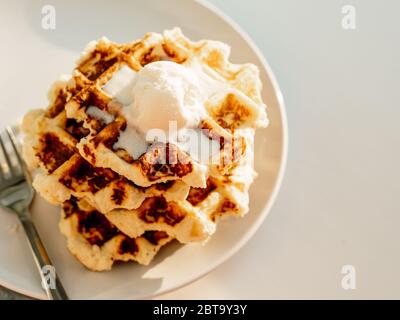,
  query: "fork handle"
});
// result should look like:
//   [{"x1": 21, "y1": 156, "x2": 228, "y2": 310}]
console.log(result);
[{"x1": 20, "y1": 216, "x2": 69, "y2": 300}]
